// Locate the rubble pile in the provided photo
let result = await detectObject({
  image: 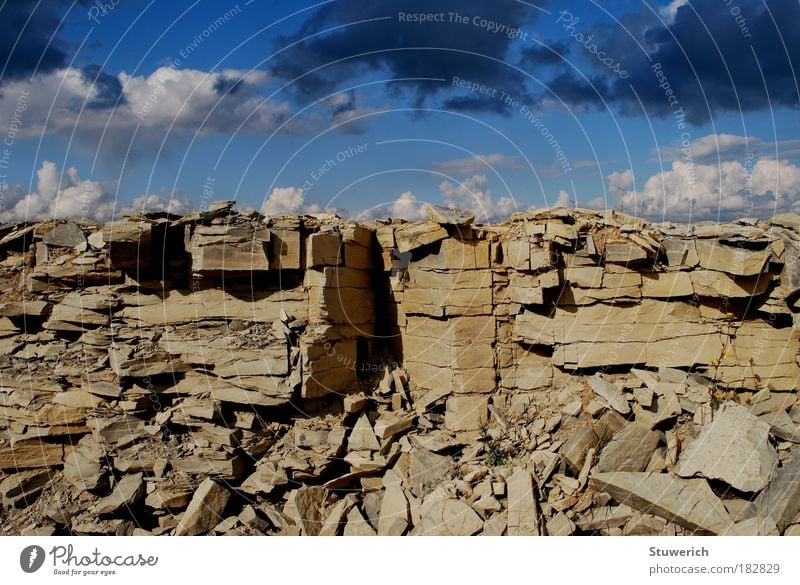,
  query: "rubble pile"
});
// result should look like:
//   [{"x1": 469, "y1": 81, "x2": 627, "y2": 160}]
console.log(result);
[{"x1": 1, "y1": 201, "x2": 800, "y2": 536}]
